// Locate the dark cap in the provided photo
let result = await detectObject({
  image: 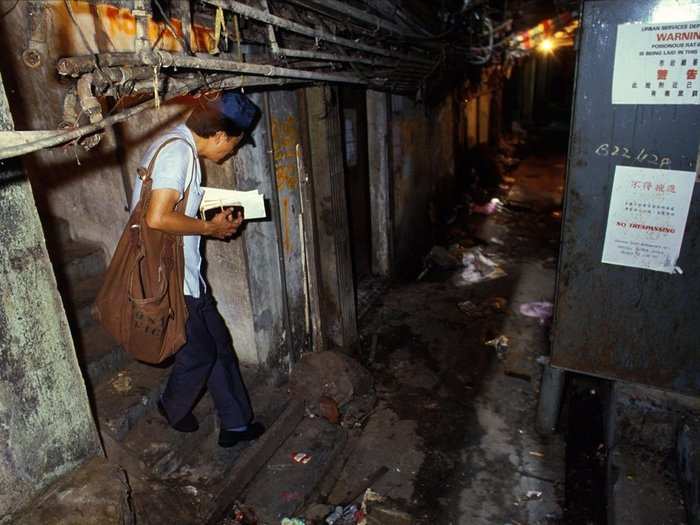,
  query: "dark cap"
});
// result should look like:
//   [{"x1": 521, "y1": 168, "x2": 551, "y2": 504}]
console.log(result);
[{"x1": 217, "y1": 91, "x2": 259, "y2": 131}]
